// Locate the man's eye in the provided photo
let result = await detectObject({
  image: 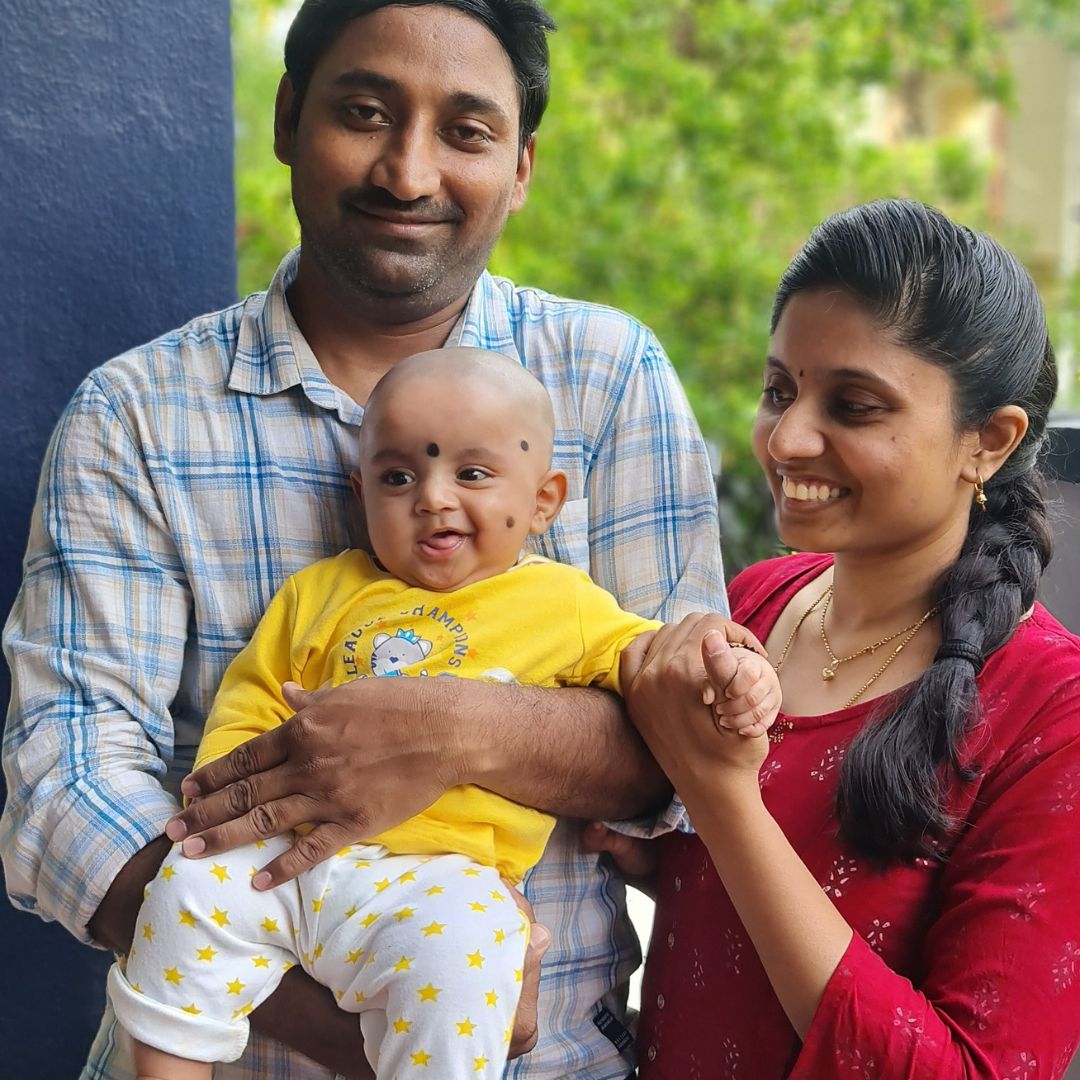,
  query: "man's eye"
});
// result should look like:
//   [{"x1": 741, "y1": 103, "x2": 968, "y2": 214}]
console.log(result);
[
  {"x1": 446, "y1": 124, "x2": 491, "y2": 147},
  {"x1": 345, "y1": 103, "x2": 390, "y2": 126},
  {"x1": 382, "y1": 470, "x2": 413, "y2": 487},
  {"x1": 458, "y1": 467, "x2": 490, "y2": 482}
]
